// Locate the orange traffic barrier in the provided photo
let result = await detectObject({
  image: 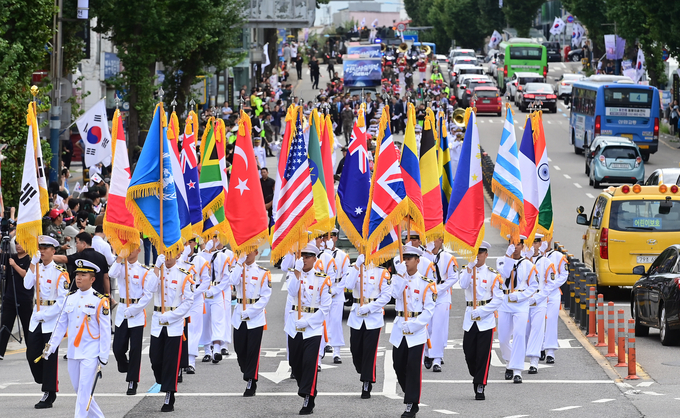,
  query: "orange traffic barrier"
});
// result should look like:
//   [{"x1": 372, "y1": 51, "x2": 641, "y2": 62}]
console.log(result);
[
  {"x1": 596, "y1": 294, "x2": 606, "y2": 347},
  {"x1": 625, "y1": 319, "x2": 639, "y2": 380},
  {"x1": 614, "y1": 309, "x2": 627, "y2": 367},
  {"x1": 586, "y1": 287, "x2": 597, "y2": 337},
  {"x1": 605, "y1": 302, "x2": 617, "y2": 357}
]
